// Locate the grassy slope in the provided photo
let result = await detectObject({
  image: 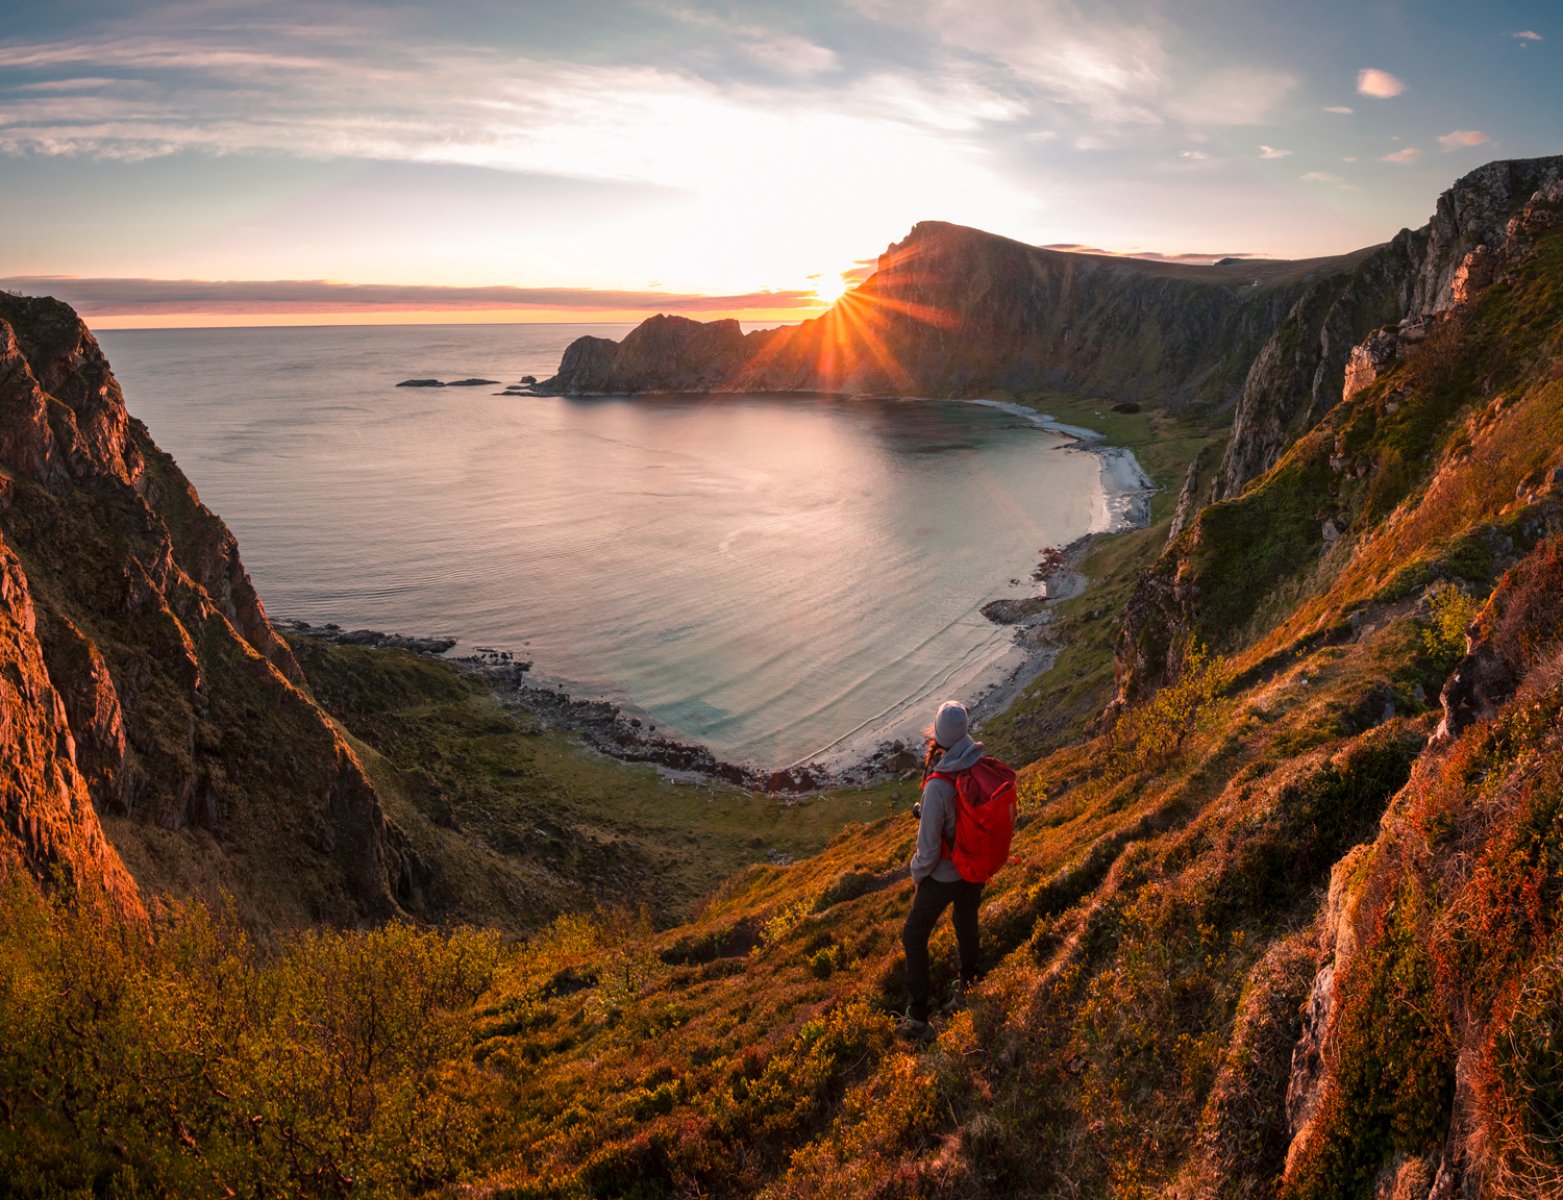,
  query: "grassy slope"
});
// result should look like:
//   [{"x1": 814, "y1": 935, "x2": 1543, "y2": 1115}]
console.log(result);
[
  {"x1": 442, "y1": 213, "x2": 1563, "y2": 1198},
  {"x1": 287, "y1": 636, "x2": 900, "y2": 930},
  {"x1": 5, "y1": 218, "x2": 1561, "y2": 1198},
  {"x1": 980, "y1": 391, "x2": 1225, "y2": 761}
]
